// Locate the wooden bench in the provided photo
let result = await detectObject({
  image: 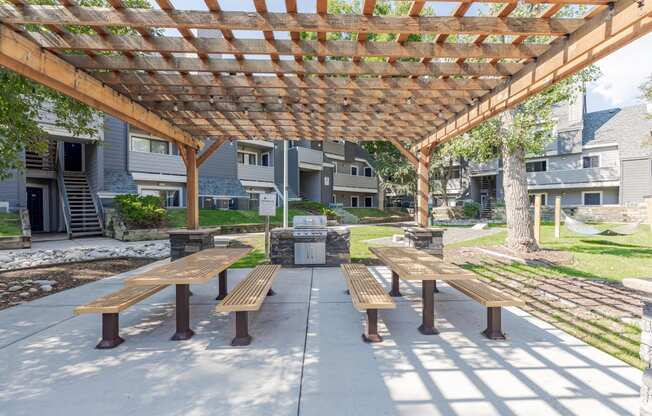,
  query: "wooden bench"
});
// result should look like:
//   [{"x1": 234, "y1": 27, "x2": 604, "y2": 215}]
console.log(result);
[
  {"x1": 341, "y1": 264, "x2": 396, "y2": 343},
  {"x1": 447, "y1": 279, "x2": 525, "y2": 340},
  {"x1": 215, "y1": 265, "x2": 281, "y2": 346},
  {"x1": 74, "y1": 285, "x2": 167, "y2": 349}
]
